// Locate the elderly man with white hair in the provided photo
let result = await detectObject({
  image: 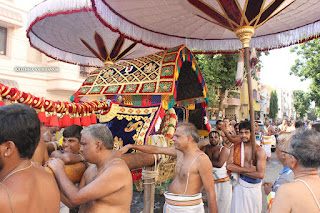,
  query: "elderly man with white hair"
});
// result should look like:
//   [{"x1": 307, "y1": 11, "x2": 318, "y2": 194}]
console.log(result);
[{"x1": 271, "y1": 129, "x2": 320, "y2": 212}]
